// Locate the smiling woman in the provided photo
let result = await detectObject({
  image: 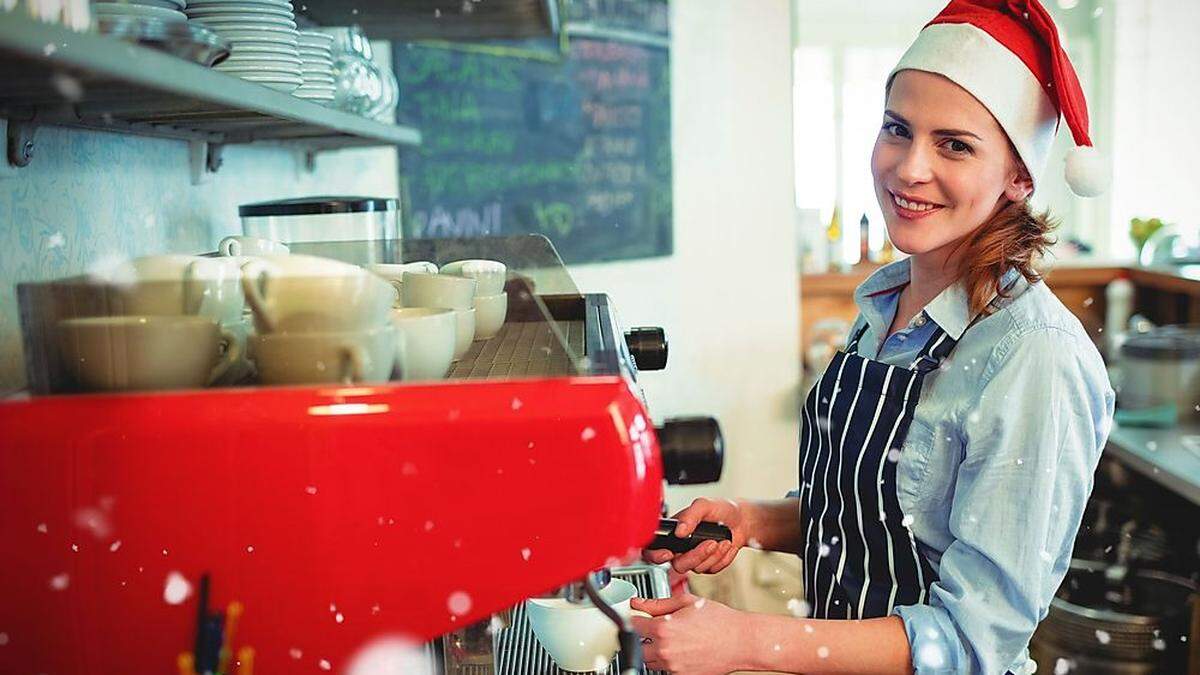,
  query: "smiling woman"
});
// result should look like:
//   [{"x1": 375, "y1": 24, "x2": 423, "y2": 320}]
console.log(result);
[
  {"x1": 872, "y1": 69, "x2": 1056, "y2": 321},
  {"x1": 637, "y1": 1, "x2": 1116, "y2": 673}
]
